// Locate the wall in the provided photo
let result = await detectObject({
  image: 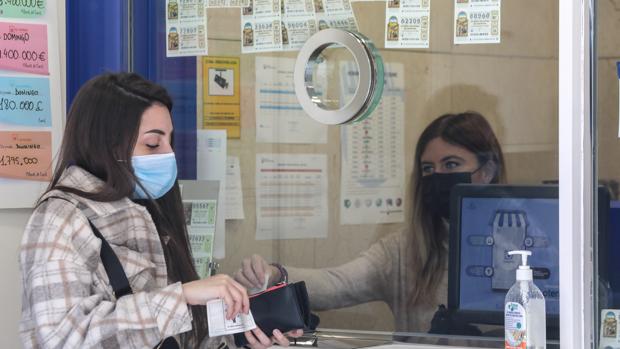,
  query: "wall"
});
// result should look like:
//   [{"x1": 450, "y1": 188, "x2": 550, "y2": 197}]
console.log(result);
[
  {"x1": 0, "y1": 1, "x2": 67, "y2": 347},
  {"x1": 0, "y1": 210, "x2": 32, "y2": 348},
  {"x1": 204, "y1": 0, "x2": 560, "y2": 331}
]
